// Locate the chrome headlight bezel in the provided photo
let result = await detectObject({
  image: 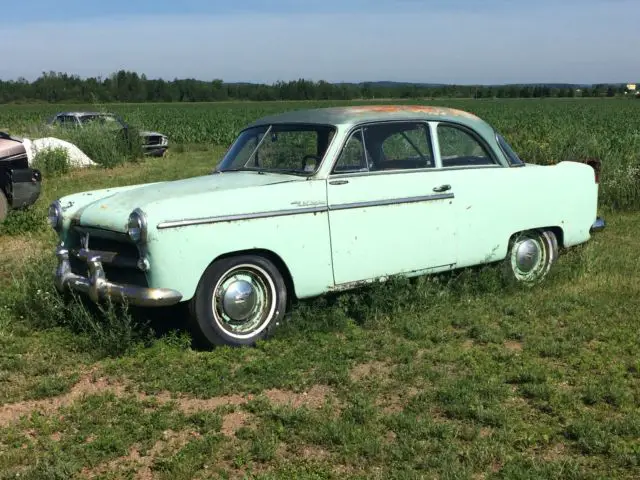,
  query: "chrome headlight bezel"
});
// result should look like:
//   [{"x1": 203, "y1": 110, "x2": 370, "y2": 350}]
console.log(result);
[
  {"x1": 127, "y1": 208, "x2": 148, "y2": 244},
  {"x1": 47, "y1": 201, "x2": 62, "y2": 231}
]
